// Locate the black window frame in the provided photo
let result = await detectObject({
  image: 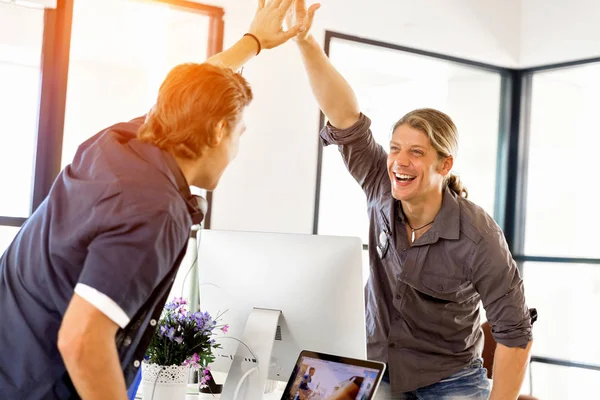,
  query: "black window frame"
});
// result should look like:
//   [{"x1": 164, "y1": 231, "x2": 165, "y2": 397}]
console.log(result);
[
  {"x1": 0, "y1": 0, "x2": 224, "y2": 230},
  {"x1": 313, "y1": 31, "x2": 600, "y2": 382}
]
